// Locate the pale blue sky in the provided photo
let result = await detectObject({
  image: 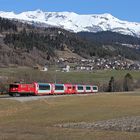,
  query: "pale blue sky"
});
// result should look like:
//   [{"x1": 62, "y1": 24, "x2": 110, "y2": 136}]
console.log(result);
[{"x1": 0, "y1": 0, "x2": 140, "y2": 22}]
